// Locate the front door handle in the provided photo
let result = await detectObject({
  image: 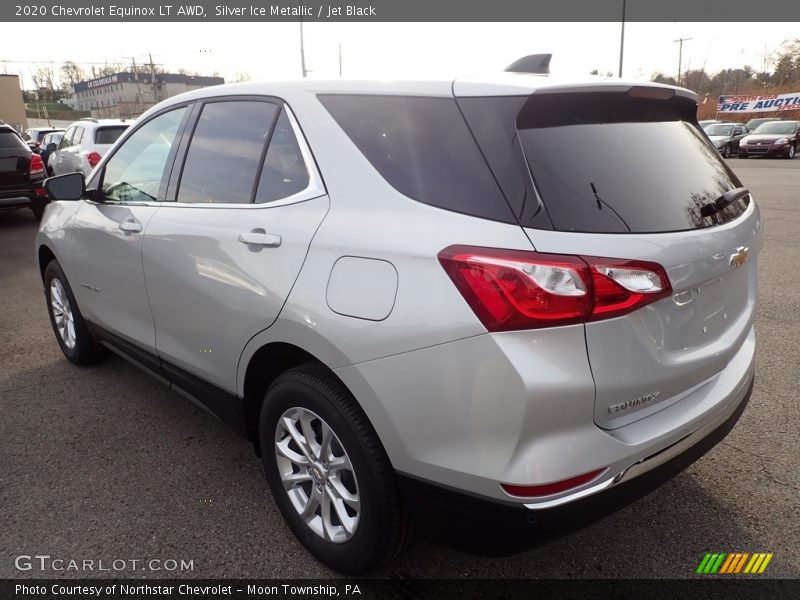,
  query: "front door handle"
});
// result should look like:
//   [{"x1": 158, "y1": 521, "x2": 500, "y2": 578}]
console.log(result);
[
  {"x1": 238, "y1": 232, "x2": 282, "y2": 247},
  {"x1": 119, "y1": 221, "x2": 142, "y2": 233}
]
